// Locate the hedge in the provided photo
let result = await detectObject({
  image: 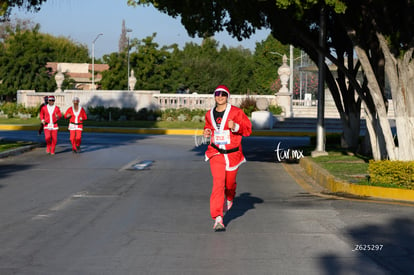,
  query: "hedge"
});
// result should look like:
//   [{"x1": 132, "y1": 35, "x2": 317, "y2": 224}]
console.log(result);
[{"x1": 368, "y1": 160, "x2": 414, "y2": 189}]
